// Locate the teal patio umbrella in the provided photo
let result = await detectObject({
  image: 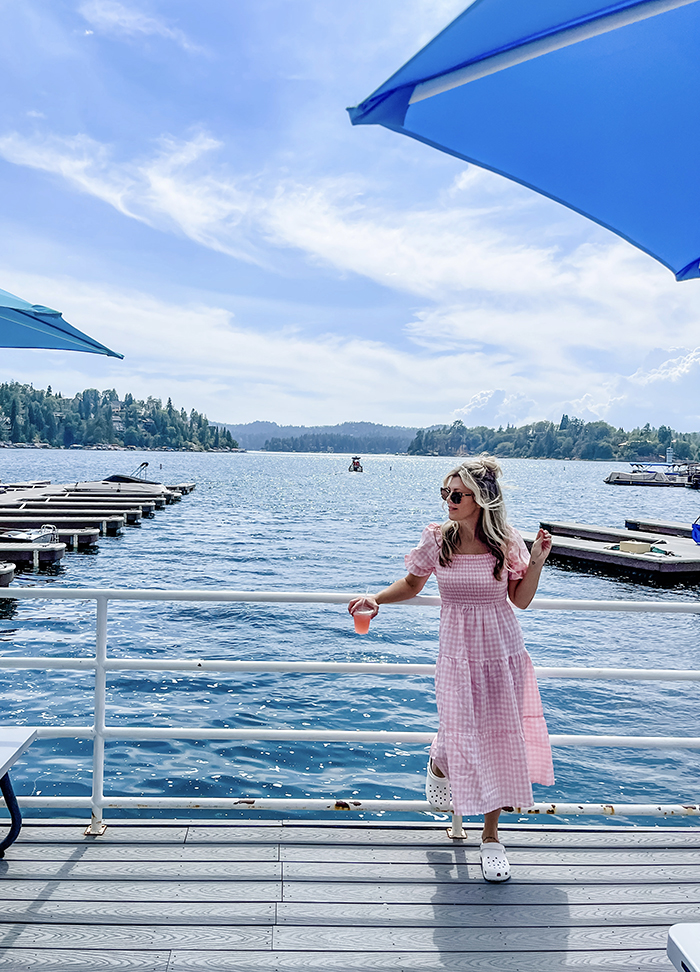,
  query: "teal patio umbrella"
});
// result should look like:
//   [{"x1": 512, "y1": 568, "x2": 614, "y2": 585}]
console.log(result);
[
  {"x1": 0, "y1": 286, "x2": 123, "y2": 358},
  {"x1": 349, "y1": 0, "x2": 700, "y2": 281}
]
